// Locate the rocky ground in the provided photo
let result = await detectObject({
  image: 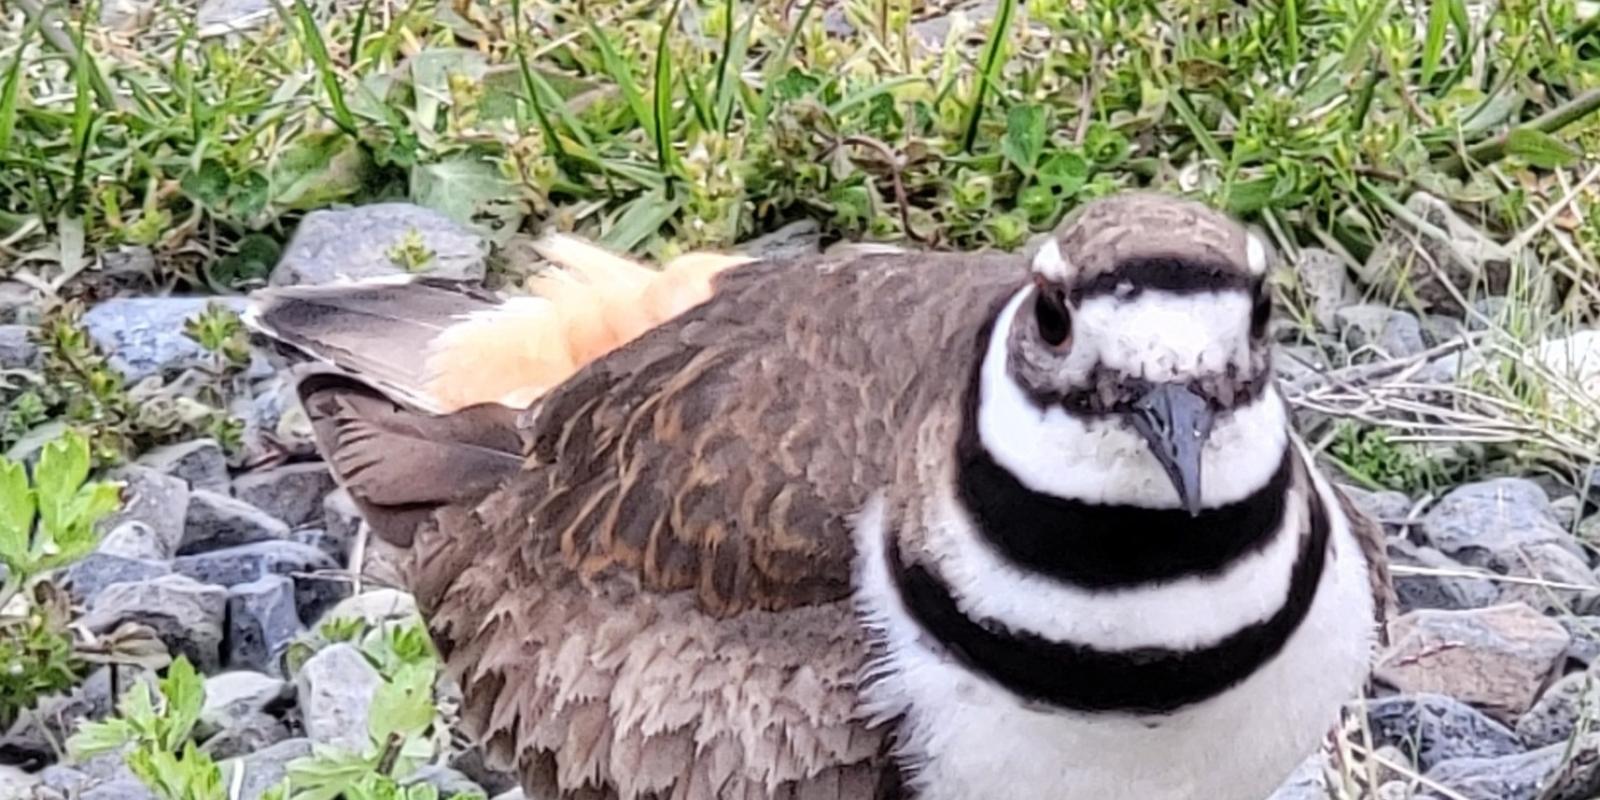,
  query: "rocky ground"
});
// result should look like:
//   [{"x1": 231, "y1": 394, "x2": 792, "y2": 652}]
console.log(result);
[{"x1": 1, "y1": 193, "x2": 1598, "y2": 800}]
